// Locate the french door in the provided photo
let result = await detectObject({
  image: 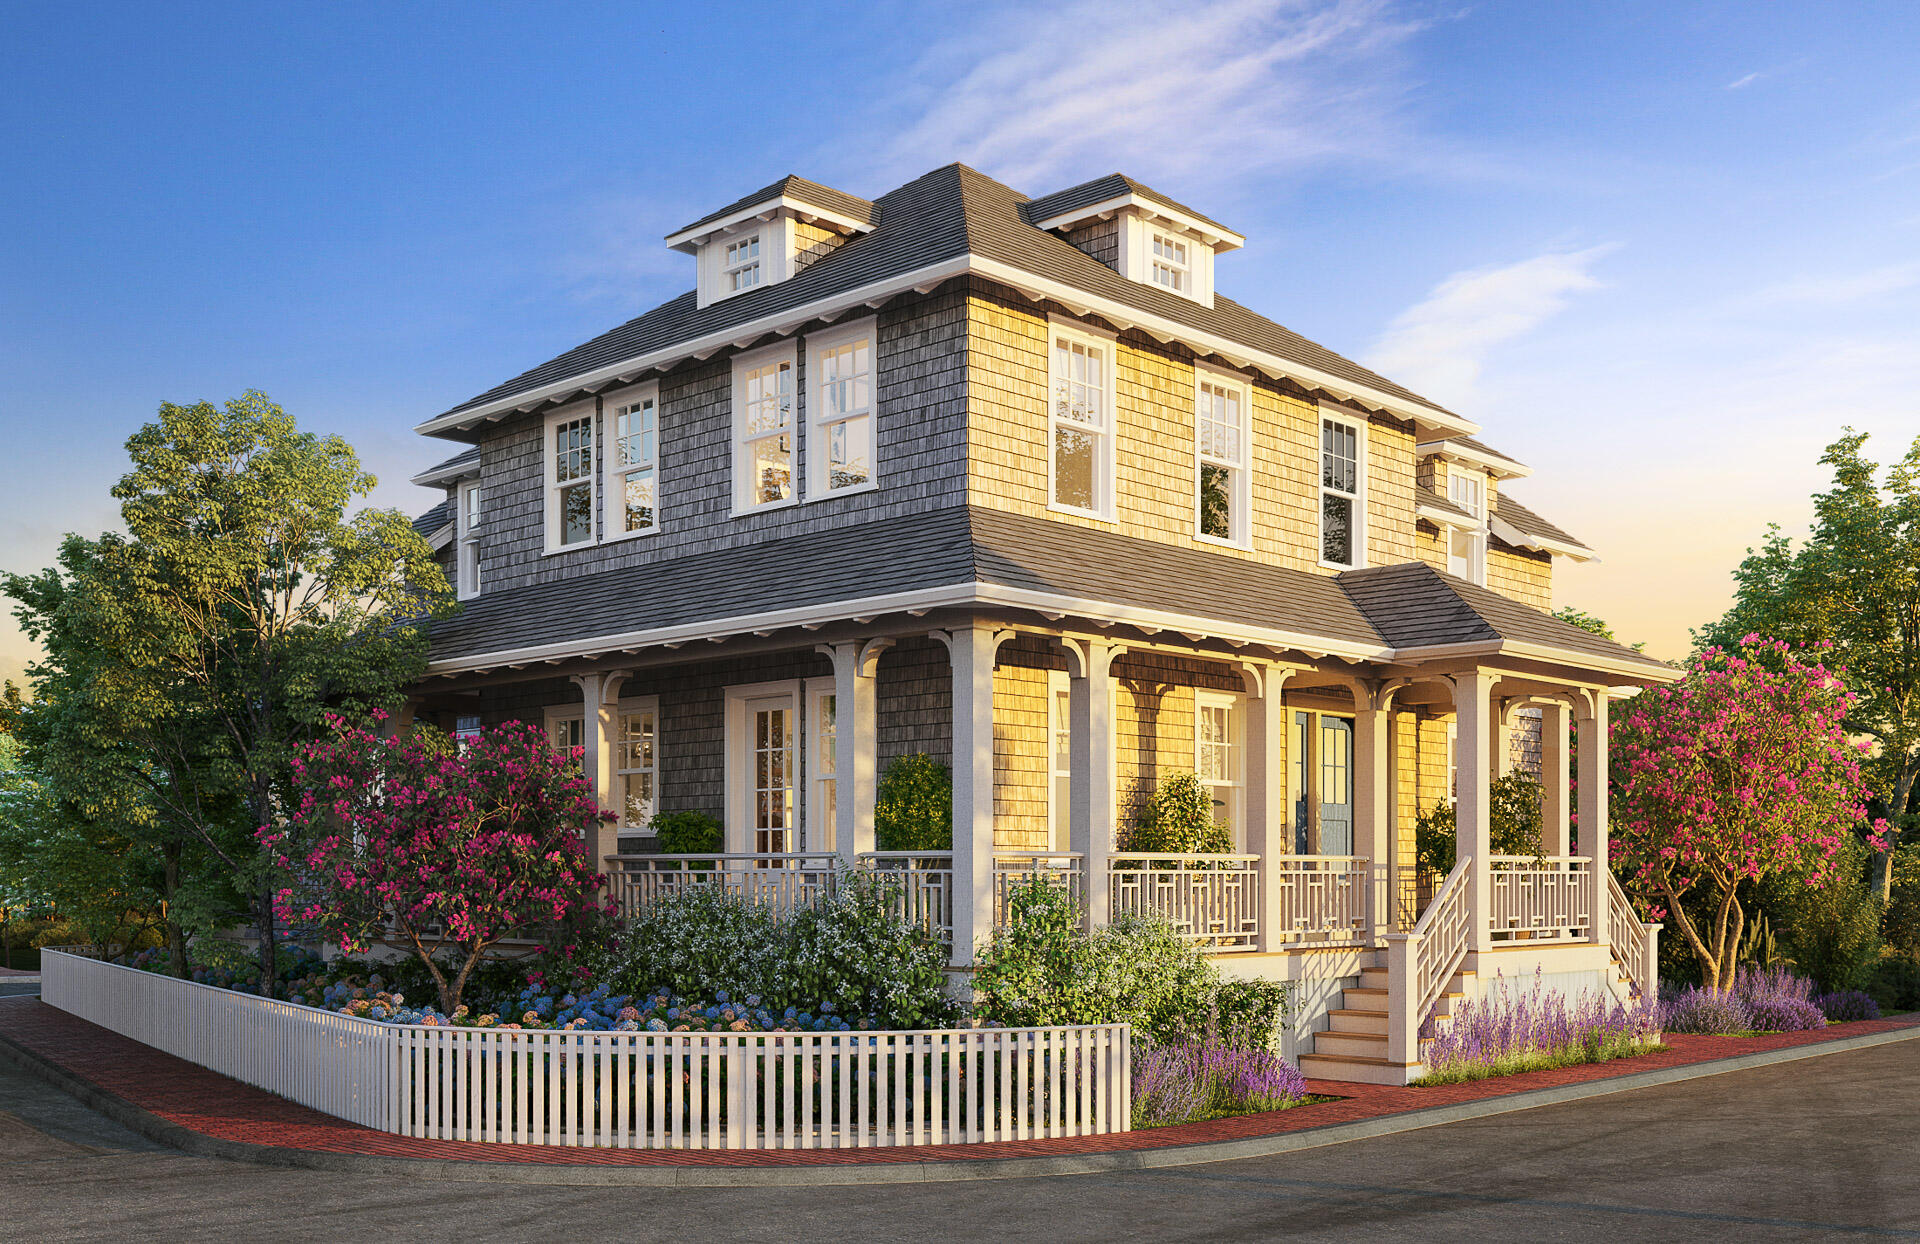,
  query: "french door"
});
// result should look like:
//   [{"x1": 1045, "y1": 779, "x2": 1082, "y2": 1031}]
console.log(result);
[
  {"x1": 1319, "y1": 716, "x2": 1355, "y2": 855},
  {"x1": 746, "y1": 694, "x2": 795, "y2": 855}
]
